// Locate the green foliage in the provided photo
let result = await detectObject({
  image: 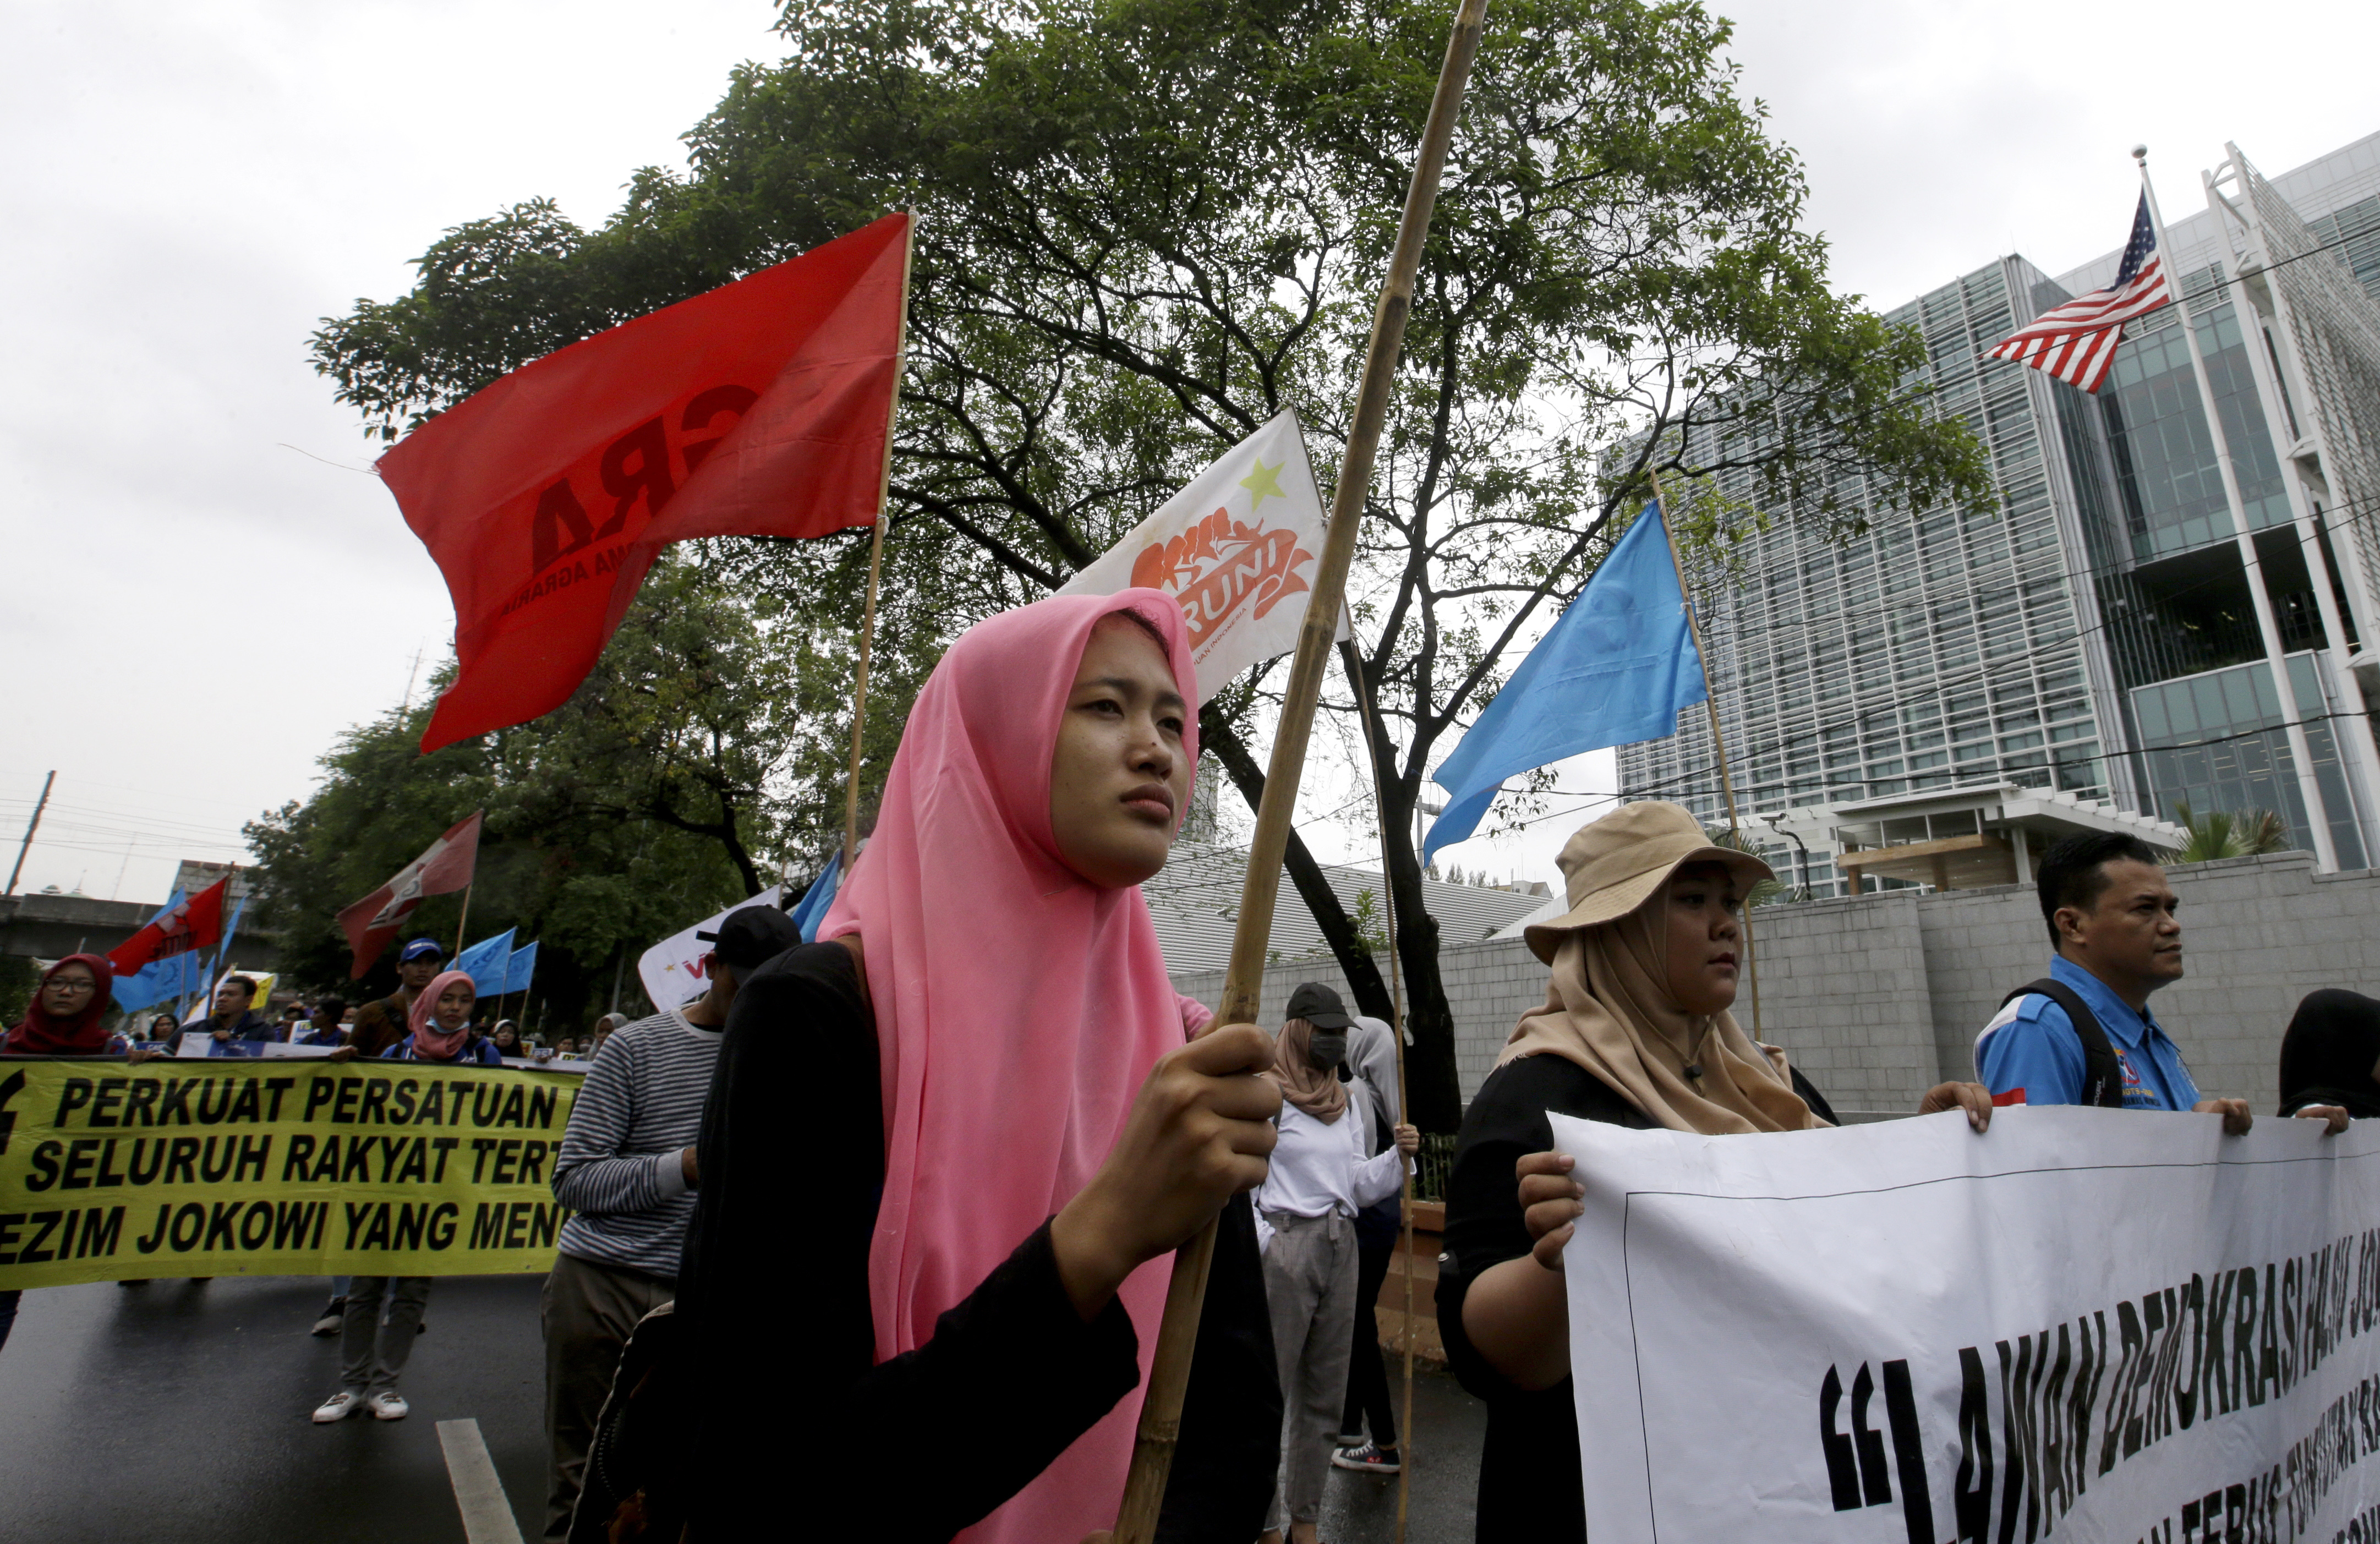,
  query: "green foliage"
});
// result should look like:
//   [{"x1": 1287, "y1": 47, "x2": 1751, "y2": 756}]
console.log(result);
[
  {"x1": 305, "y1": 0, "x2": 1992, "y2": 1125},
  {"x1": 0, "y1": 954, "x2": 37, "y2": 1032},
  {"x1": 2170, "y1": 801, "x2": 2290, "y2": 864},
  {"x1": 244, "y1": 555, "x2": 926, "y2": 1027}
]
